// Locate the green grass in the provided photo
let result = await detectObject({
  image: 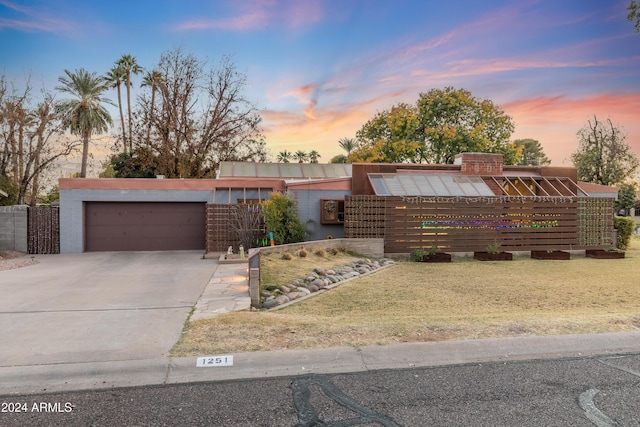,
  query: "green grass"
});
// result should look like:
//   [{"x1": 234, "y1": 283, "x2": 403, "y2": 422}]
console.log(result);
[{"x1": 171, "y1": 239, "x2": 640, "y2": 356}]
